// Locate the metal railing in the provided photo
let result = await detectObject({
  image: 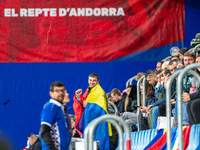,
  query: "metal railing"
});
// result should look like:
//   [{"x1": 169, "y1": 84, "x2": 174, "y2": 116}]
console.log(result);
[
  {"x1": 84, "y1": 115, "x2": 131, "y2": 150},
  {"x1": 136, "y1": 75, "x2": 146, "y2": 131},
  {"x1": 142, "y1": 76, "x2": 146, "y2": 107},
  {"x1": 177, "y1": 63, "x2": 200, "y2": 150},
  {"x1": 136, "y1": 75, "x2": 146, "y2": 108},
  {"x1": 108, "y1": 101, "x2": 119, "y2": 115},
  {"x1": 166, "y1": 69, "x2": 200, "y2": 150},
  {"x1": 126, "y1": 75, "x2": 137, "y2": 87}
]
